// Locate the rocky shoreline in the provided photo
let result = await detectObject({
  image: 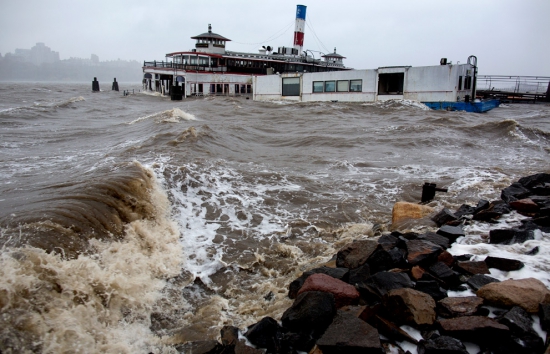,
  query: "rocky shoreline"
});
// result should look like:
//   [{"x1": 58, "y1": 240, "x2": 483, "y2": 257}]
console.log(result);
[{"x1": 178, "y1": 173, "x2": 550, "y2": 354}]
